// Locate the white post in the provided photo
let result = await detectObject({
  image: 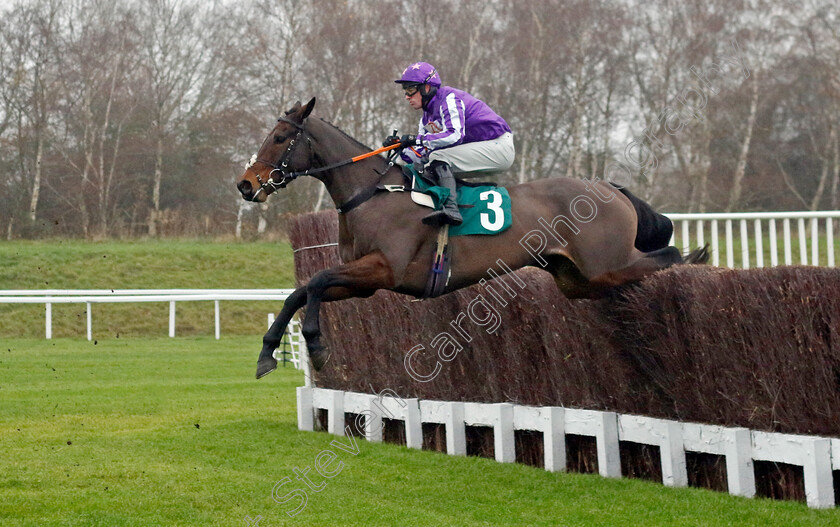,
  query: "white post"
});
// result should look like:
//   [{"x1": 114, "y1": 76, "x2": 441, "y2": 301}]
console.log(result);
[
  {"x1": 494, "y1": 403, "x2": 516, "y2": 463},
  {"x1": 445, "y1": 402, "x2": 466, "y2": 456},
  {"x1": 725, "y1": 428, "x2": 755, "y2": 498},
  {"x1": 740, "y1": 219, "x2": 750, "y2": 269},
  {"x1": 828, "y1": 218, "x2": 835, "y2": 268},
  {"x1": 596, "y1": 412, "x2": 621, "y2": 478},
  {"x1": 297, "y1": 386, "x2": 314, "y2": 431},
  {"x1": 661, "y1": 421, "x2": 688, "y2": 487},
  {"x1": 711, "y1": 220, "x2": 720, "y2": 267},
  {"x1": 268, "y1": 313, "x2": 274, "y2": 329},
  {"x1": 544, "y1": 407, "x2": 566, "y2": 472},
  {"x1": 769, "y1": 219, "x2": 779, "y2": 267},
  {"x1": 696, "y1": 220, "x2": 704, "y2": 248},
  {"x1": 784, "y1": 219, "x2": 792, "y2": 265},
  {"x1": 86, "y1": 302, "x2": 92, "y2": 341},
  {"x1": 45, "y1": 302, "x2": 52, "y2": 339},
  {"x1": 214, "y1": 300, "x2": 220, "y2": 340},
  {"x1": 169, "y1": 301, "x2": 176, "y2": 338},
  {"x1": 811, "y1": 218, "x2": 819, "y2": 266},
  {"x1": 681, "y1": 220, "x2": 690, "y2": 254},
  {"x1": 803, "y1": 438, "x2": 834, "y2": 508},
  {"x1": 404, "y1": 398, "x2": 423, "y2": 450},
  {"x1": 798, "y1": 218, "x2": 808, "y2": 264},
  {"x1": 754, "y1": 219, "x2": 764, "y2": 268},
  {"x1": 365, "y1": 397, "x2": 383, "y2": 443},
  {"x1": 328, "y1": 390, "x2": 344, "y2": 436},
  {"x1": 725, "y1": 220, "x2": 734, "y2": 268}
]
